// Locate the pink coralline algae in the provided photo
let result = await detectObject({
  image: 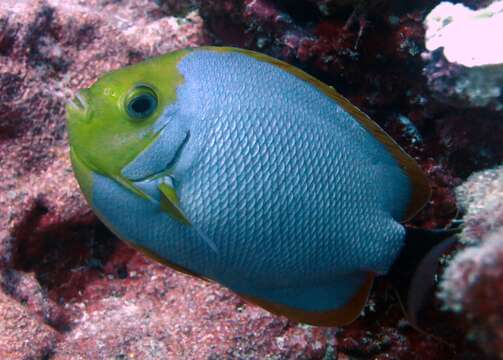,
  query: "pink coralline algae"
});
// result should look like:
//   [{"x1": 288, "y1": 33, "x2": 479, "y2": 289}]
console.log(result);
[
  {"x1": 439, "y1": 166, "x2": 503, "y2": 359},
  {"x1": 0, "y1": 0, "x2": 502, "y2": 358},
  {"x1": 0, "y1": 285, "x2": 58, "y2": 359}
]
